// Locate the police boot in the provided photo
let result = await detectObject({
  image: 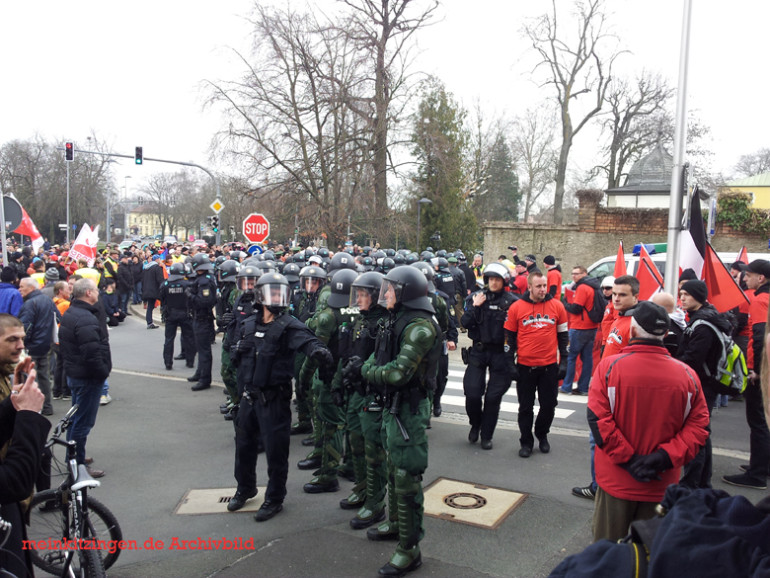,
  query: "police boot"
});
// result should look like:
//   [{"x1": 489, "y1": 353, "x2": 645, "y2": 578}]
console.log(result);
[
  {"x1": 367, "y1": 475, "x2": 398, "y2": 541},
  {"x1": 378, "y1": 470, "x2": 423, "y2": 576},
  {"x1": 297, "y1": 448, "x2": 321, "y2": 470},
  {"x1": 340, "y1": 482, "x2": 366, "y2": 510},
  {"x1": 340, "y1": 436, "x2": 367, "y2": 509},
  {"x1": 290, "y1": 421, "x2": 313, "y2": 435},
  {"x1": 351, "y1": 439, "x2": 387, "y2": 529}
]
